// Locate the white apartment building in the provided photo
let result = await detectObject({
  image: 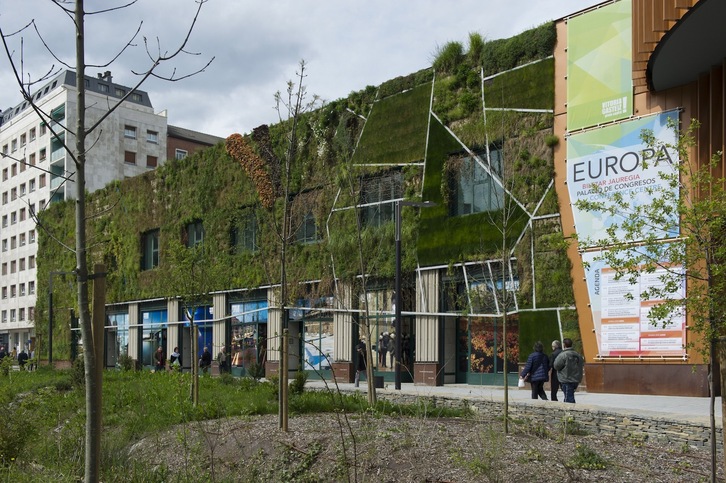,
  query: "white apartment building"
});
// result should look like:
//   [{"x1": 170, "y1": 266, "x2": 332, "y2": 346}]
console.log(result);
[{"x1": 0, "y1": 70, "x2": 169, "y2": 354}]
